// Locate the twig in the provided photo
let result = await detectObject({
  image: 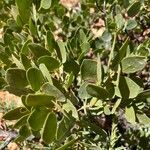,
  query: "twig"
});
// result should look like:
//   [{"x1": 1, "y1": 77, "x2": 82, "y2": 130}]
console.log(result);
[{"x1": 0, "y1": 130, "x2": 17, "y2": 150}]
